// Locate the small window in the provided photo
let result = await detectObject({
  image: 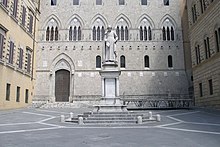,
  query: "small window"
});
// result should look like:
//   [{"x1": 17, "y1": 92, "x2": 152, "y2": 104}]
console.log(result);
[
  {"x1": 46, "y1": 27, "x2": 50, "y2": 41},
  {"x1": 120, "y1": 55, "x2": 126, "y2": 68},
  {"x1": 96, "y1": 0, "x2": 102, "y2": 5},
  {"x1": 12, "y1": 0, "x2": 18, "y2": 18},
  {"x1": 16, "y1": 86, "x2": 20, "y2": 102},
  {"x1": 125, "y1": 26, "x2": 129, "y2": 40},
  {"x1": 51, "y1": 0, "x2": 56, "y2": 6},
  {"x1": 148, "y1": 27, "x2": 152, "y2": 40},
  {"x1": 167, "y1": 27, "x2": 170, "y2": 41},
  {"x1": 9, "y1": 41, "x2": 14, "y2": 64},
  {"x1": 121, "y1": 27, "x2": 124, "y2": 40},
  {"x1": 18, "y1": 48, "x2": 23, "y2": 69},
  {"x1": 164, "y1": 0, "x2": 169, "y2": 6},
  {"x1": 69, "y1": 27, "x2": 73, "y2": 41},
  {"x1": 78, "y1": 26, "x2": 81, "y2": 41},
  {"x1": 6, "y1": 83, "x2": 10, "y2": 101},
  {"x1": 93, "y1": 27, "x2": 96, "y2": 41},
  {"x1": 73, "y1": 0, "x2": 79, "y2": 5},
  {"x1": 119, "y1": 0, "x2": 125, "y2": 5},
  {"x1": 0, "y1": 33, "x2": 4, "y2": 59},
  {"x1": 215, "y1": 29, "x2": 220, "y2": 53},
  {"x1": 96, "y1": 55, "x2": 101, "y2": 68},
  {"x1": 97, "y1": 27, "x2": 101, "y2": 41},
  {"x1": 195, "y1": 45, "x2": 201, "y2": 64},
  {"x1": 199, "y1": 83, "x2": 203, "y2": 97},
  {"x1": 162, "y1": 27, "x2": 166, "y2": 40},
  {"x1": 73, "y1": 26, "x2": 77, "y2": 41},
  {"x1": 116, "y1": 26, "x2": 120, "y2": 40},
  {"x1": 21, "y1": 6, "x2": 26, "y2": 26},
  {"x1": 208, "y1": 79, "x2": 213, "y2": 95},
  {"x1": 141, "y1": 0, "x2": 147, "y2": 5},
  {"x1": 25, "y1": 89, "x2": 29, "y2": 103},
  {"x1": 1, "y1": 0, "x2": 8, "y2": 7},
  {"x1": 171, "y1": 27, "x2": 174, "y2": 41},
  {"x1": 28, "y1": 14, "x2": 33, "y2": 34},
  {"x1": 168, "y1": 55, "x2": 173, "y2": 68},
  {"x1": 204, "y1": 37, "x2": 211, "y2": 59},
  {"x1": 26, "y1": 49, "x2": 32, "y2": 73},
  {"x1": 50, "y1": 27, "x2": 54, "y2": 41},
  {"x1": 101, "y1": 26, "x2": 105, "y2": 40},
  {"x1": 144, "y1": 55, "x2": 149, "y2": 68},
  {"x1": 55, "y1": 27, "x2": 58, "y2": 41},
  {"x1": 140, "y1": 27, "x2": 143, "y2": 41}
]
